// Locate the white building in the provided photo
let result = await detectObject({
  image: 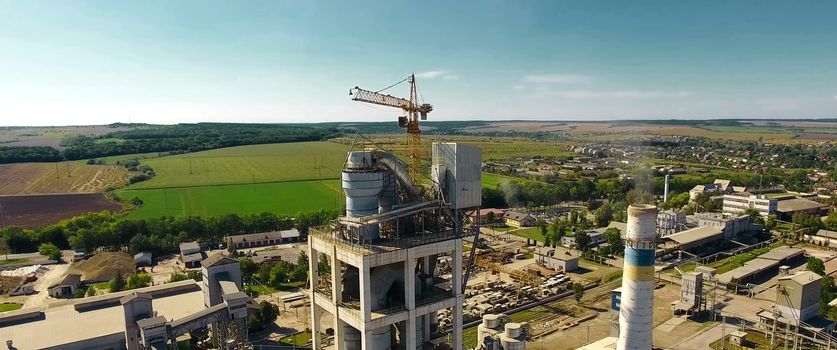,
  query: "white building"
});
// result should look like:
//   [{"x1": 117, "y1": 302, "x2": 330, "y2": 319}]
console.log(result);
[{"x1": 722, "y1": 194, "x2": 777, "y2": 218}]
